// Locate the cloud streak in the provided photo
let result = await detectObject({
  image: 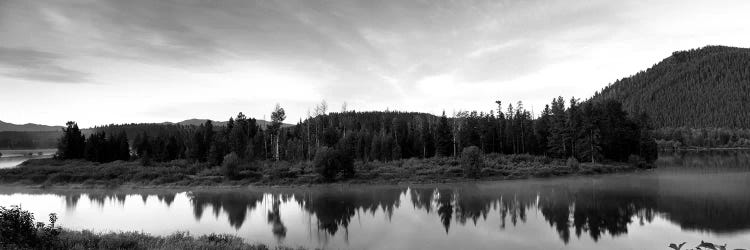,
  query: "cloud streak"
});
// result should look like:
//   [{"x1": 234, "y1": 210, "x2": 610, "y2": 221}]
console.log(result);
[
  {"x1": 1, "y1": 0, "x2": 749, "y2": 126},
  {"x1": 0, "y1": 47, "x2": 88, "y2": 83}
]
